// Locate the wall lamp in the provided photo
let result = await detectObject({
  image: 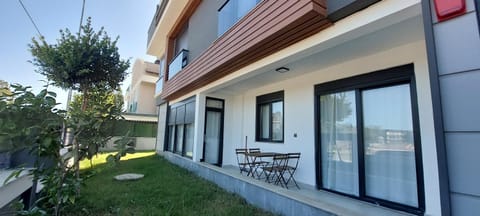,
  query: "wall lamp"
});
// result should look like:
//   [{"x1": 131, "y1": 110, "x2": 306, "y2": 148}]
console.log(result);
[{"x1": 275, "y1": 67, "x2": 290, "y2": 73}]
